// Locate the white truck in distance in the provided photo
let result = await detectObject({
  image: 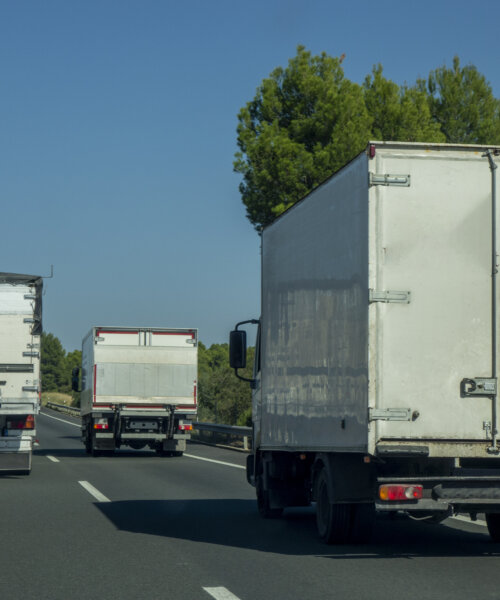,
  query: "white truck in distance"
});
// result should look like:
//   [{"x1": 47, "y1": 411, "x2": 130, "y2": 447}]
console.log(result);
[
  {"x1": 75, "y1": 327, "x2": 198, "y2": 456},
  {"x1": 230, "y1": 141, "x2": 500, "y2": 543},
  {"x1": 0, "y1": 272, "x2": 42, "y2": 474}
]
